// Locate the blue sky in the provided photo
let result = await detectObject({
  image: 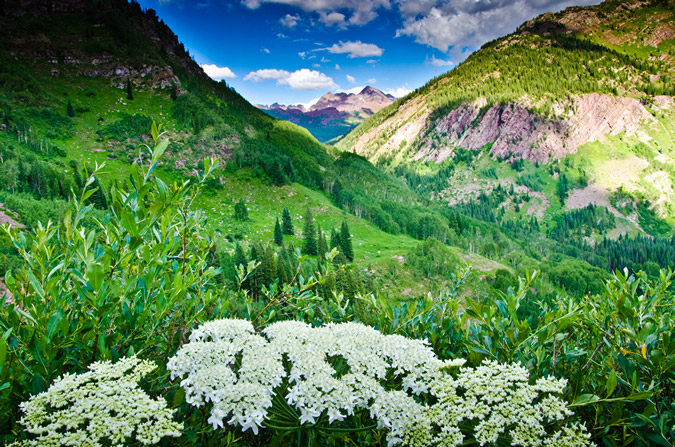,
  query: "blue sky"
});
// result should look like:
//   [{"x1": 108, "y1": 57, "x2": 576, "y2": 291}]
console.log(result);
[{"x1": 137, "y1": 0, "x2": 600, "y2": 106}]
